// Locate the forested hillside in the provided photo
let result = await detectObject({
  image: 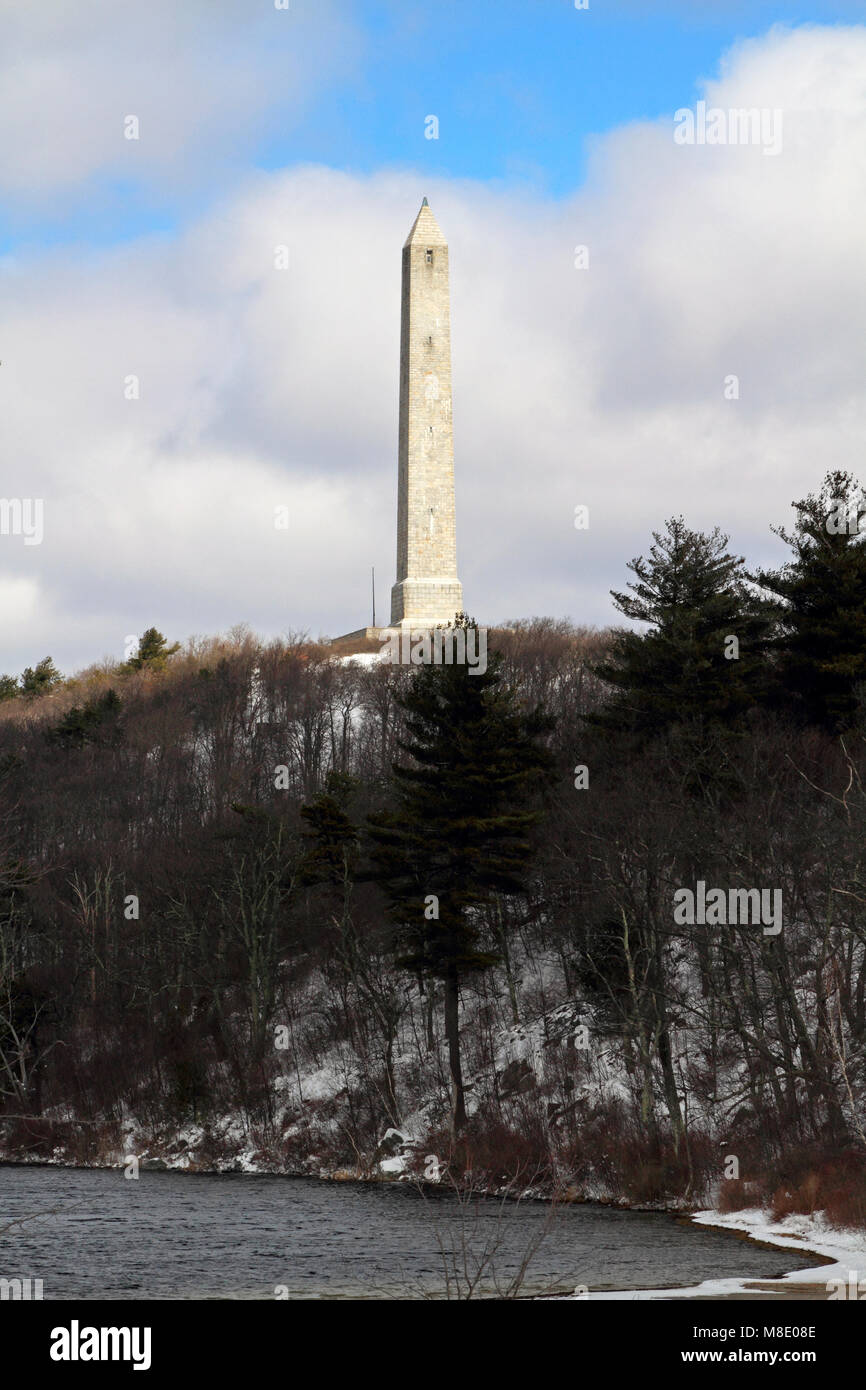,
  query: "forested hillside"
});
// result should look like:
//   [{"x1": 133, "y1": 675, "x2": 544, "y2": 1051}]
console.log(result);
[{"x1": 2, "y1": 473, "x2": 866, "y2": 1222}]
